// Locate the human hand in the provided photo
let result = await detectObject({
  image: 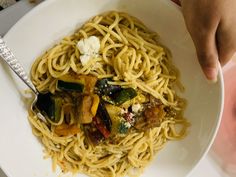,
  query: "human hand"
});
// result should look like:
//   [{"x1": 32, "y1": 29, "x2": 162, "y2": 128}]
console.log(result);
[{"x1": 179, "y1": 0, "x2": 236, "y2": 82}]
